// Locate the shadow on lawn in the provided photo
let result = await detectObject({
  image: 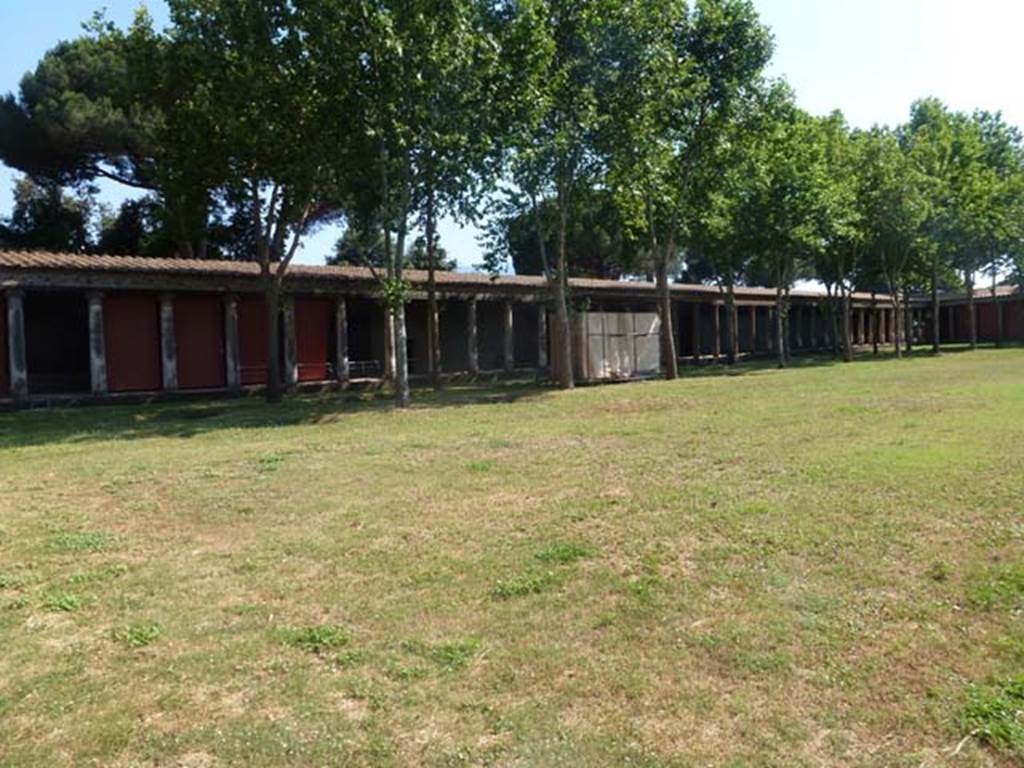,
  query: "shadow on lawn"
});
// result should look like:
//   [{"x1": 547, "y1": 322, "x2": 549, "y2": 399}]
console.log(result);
[
  {"x1": 0, "y1": 379, "x2": 553, "y2": 449},
  {"x1": 0, "y1": 343, "x2": 1014, "y2": 450}
]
